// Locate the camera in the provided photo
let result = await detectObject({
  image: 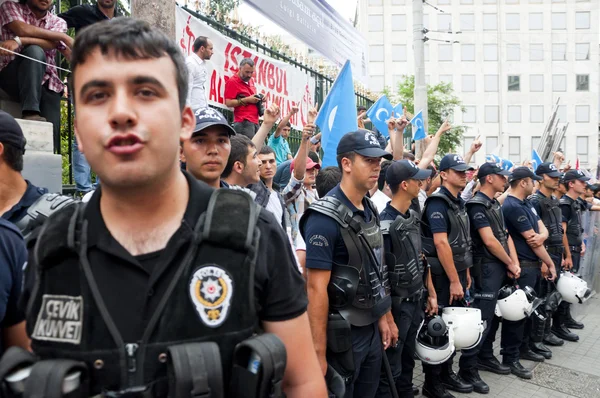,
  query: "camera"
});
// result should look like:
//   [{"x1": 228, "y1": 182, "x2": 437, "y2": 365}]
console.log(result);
[{"x1": 255, "y1": 94, "x2": 265, "y2": 116}]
